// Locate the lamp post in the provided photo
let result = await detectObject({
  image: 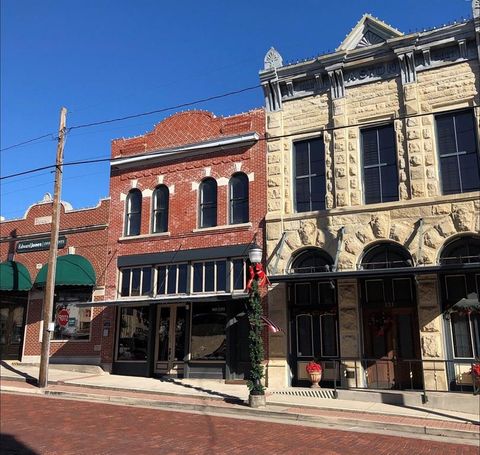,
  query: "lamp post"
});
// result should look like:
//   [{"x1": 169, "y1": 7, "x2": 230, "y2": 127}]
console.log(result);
[{"x1": 246, "y1": 243, "x2": 267, "y2": 408}]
